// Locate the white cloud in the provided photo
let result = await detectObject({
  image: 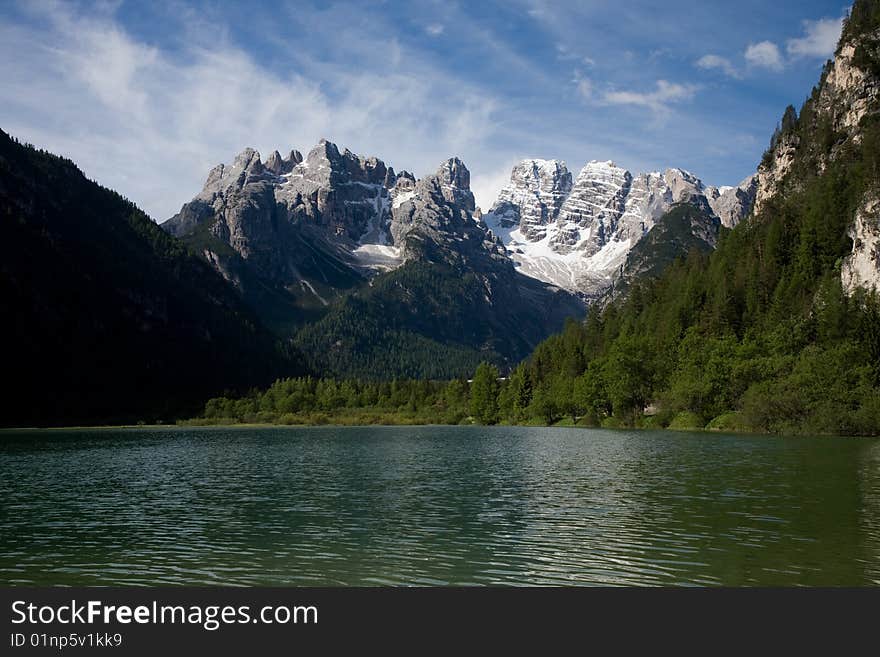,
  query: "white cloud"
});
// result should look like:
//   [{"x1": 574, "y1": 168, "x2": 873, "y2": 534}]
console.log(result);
[
  {"x1": 787, "y1": 16, "x2": 844, "y2": 58},
  {"x1": 698, "y1": 16, "x2": 842, "y2": 80},
  {"x1": 0, "y1": 4, "x2": 503, "y2": 221},
  {"x1": 471, "y1": 160, "x2": 519, "y2": 212},
  {"x1": 425, "y1": 23, "x2": 444, "y2": 37},
  {"x1": 602, "y1": 80, "x2": 697, "y2": 115},
  {"x1": 572, "y1": 70, "x2": 593, "y2": 99},
  {"x1": 556, "y1": 44, "x2": 595, "y2": 67},
  {"x1": 526, "y1": 3, "x2": 548, "y2": 20},
  {"x1": 576, "y1": 78, "x2": 593, "y2": 99},
  {"x1": 745, "y1": 41, "x2": 784, "y2": 71},
  {"x1": 695, "y1": 54, "x2": 741, "y2": 79}
]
